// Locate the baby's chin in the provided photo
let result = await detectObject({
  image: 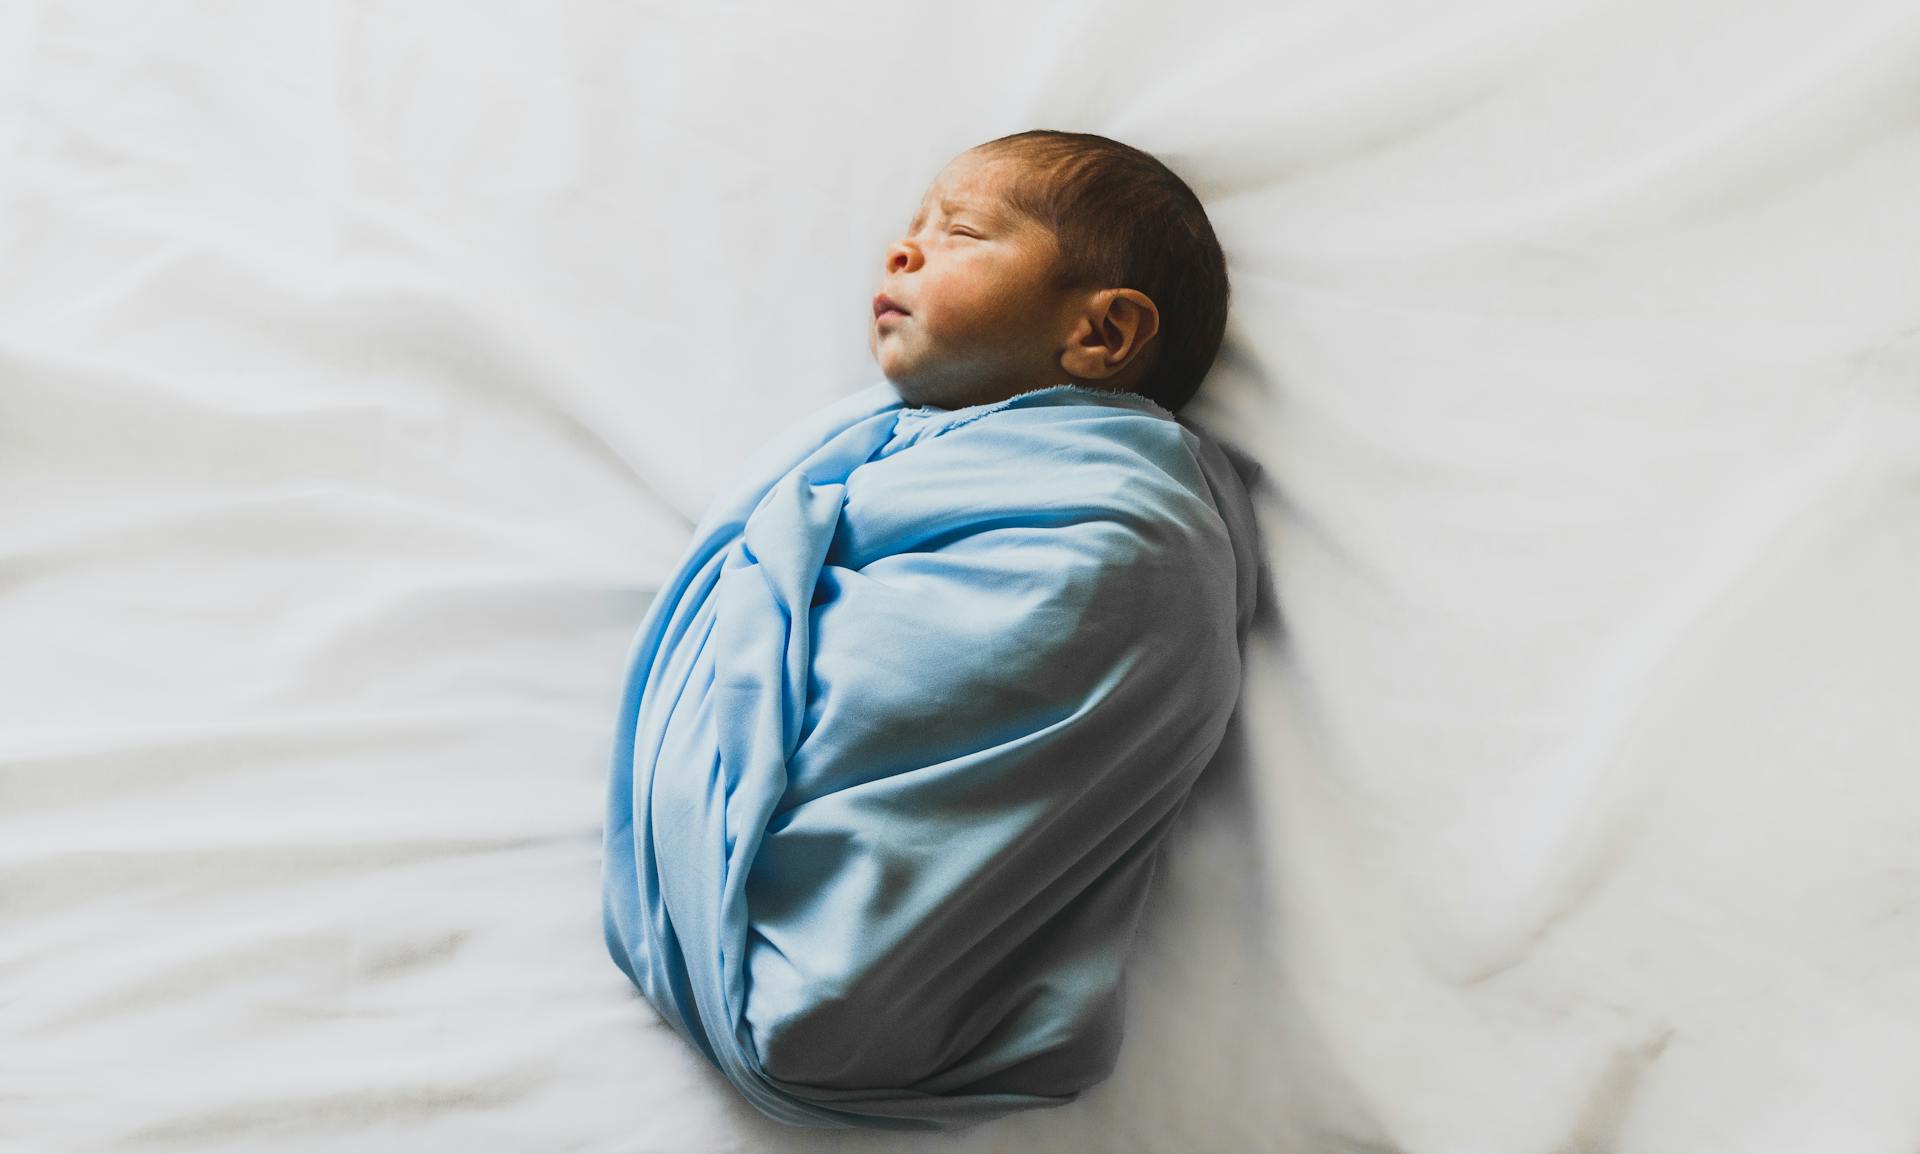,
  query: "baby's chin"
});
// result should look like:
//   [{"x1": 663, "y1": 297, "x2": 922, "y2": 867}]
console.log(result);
[
  {"x1": 884, "y1": 377, "x2": 941, "y2": 409},
  {"x1": 876, "y1": 347, "x2": 1041, "y2": 411},
  {"x1": 875, "y1": 356, "x2": 947, "y2": 409},
  {"x1": 883, "y1": 370, "x2": 975, "y2": 411}
]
